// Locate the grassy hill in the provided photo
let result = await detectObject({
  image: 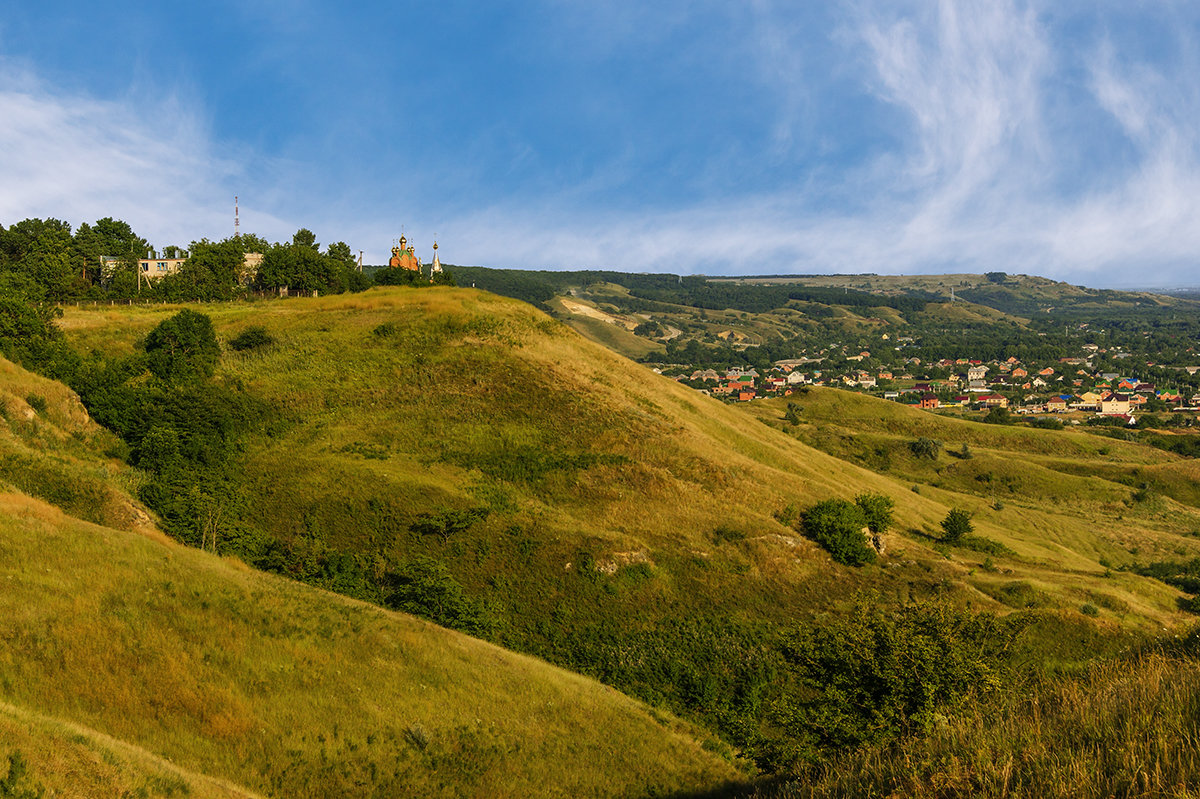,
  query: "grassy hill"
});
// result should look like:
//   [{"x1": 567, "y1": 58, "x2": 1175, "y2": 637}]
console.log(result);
[
  {"x1": 44, "y1": 287, "x2": 1200, "y2": 768},
  {"x1": 0, "y1": 353, "x2": 742, "y2": 798},
  {"x1": 744, "y1": 388, "x2": 1200, "y2": 620},
  {"x1": 58, "y1": 289, "x2": 1197, "y2": 624}
]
